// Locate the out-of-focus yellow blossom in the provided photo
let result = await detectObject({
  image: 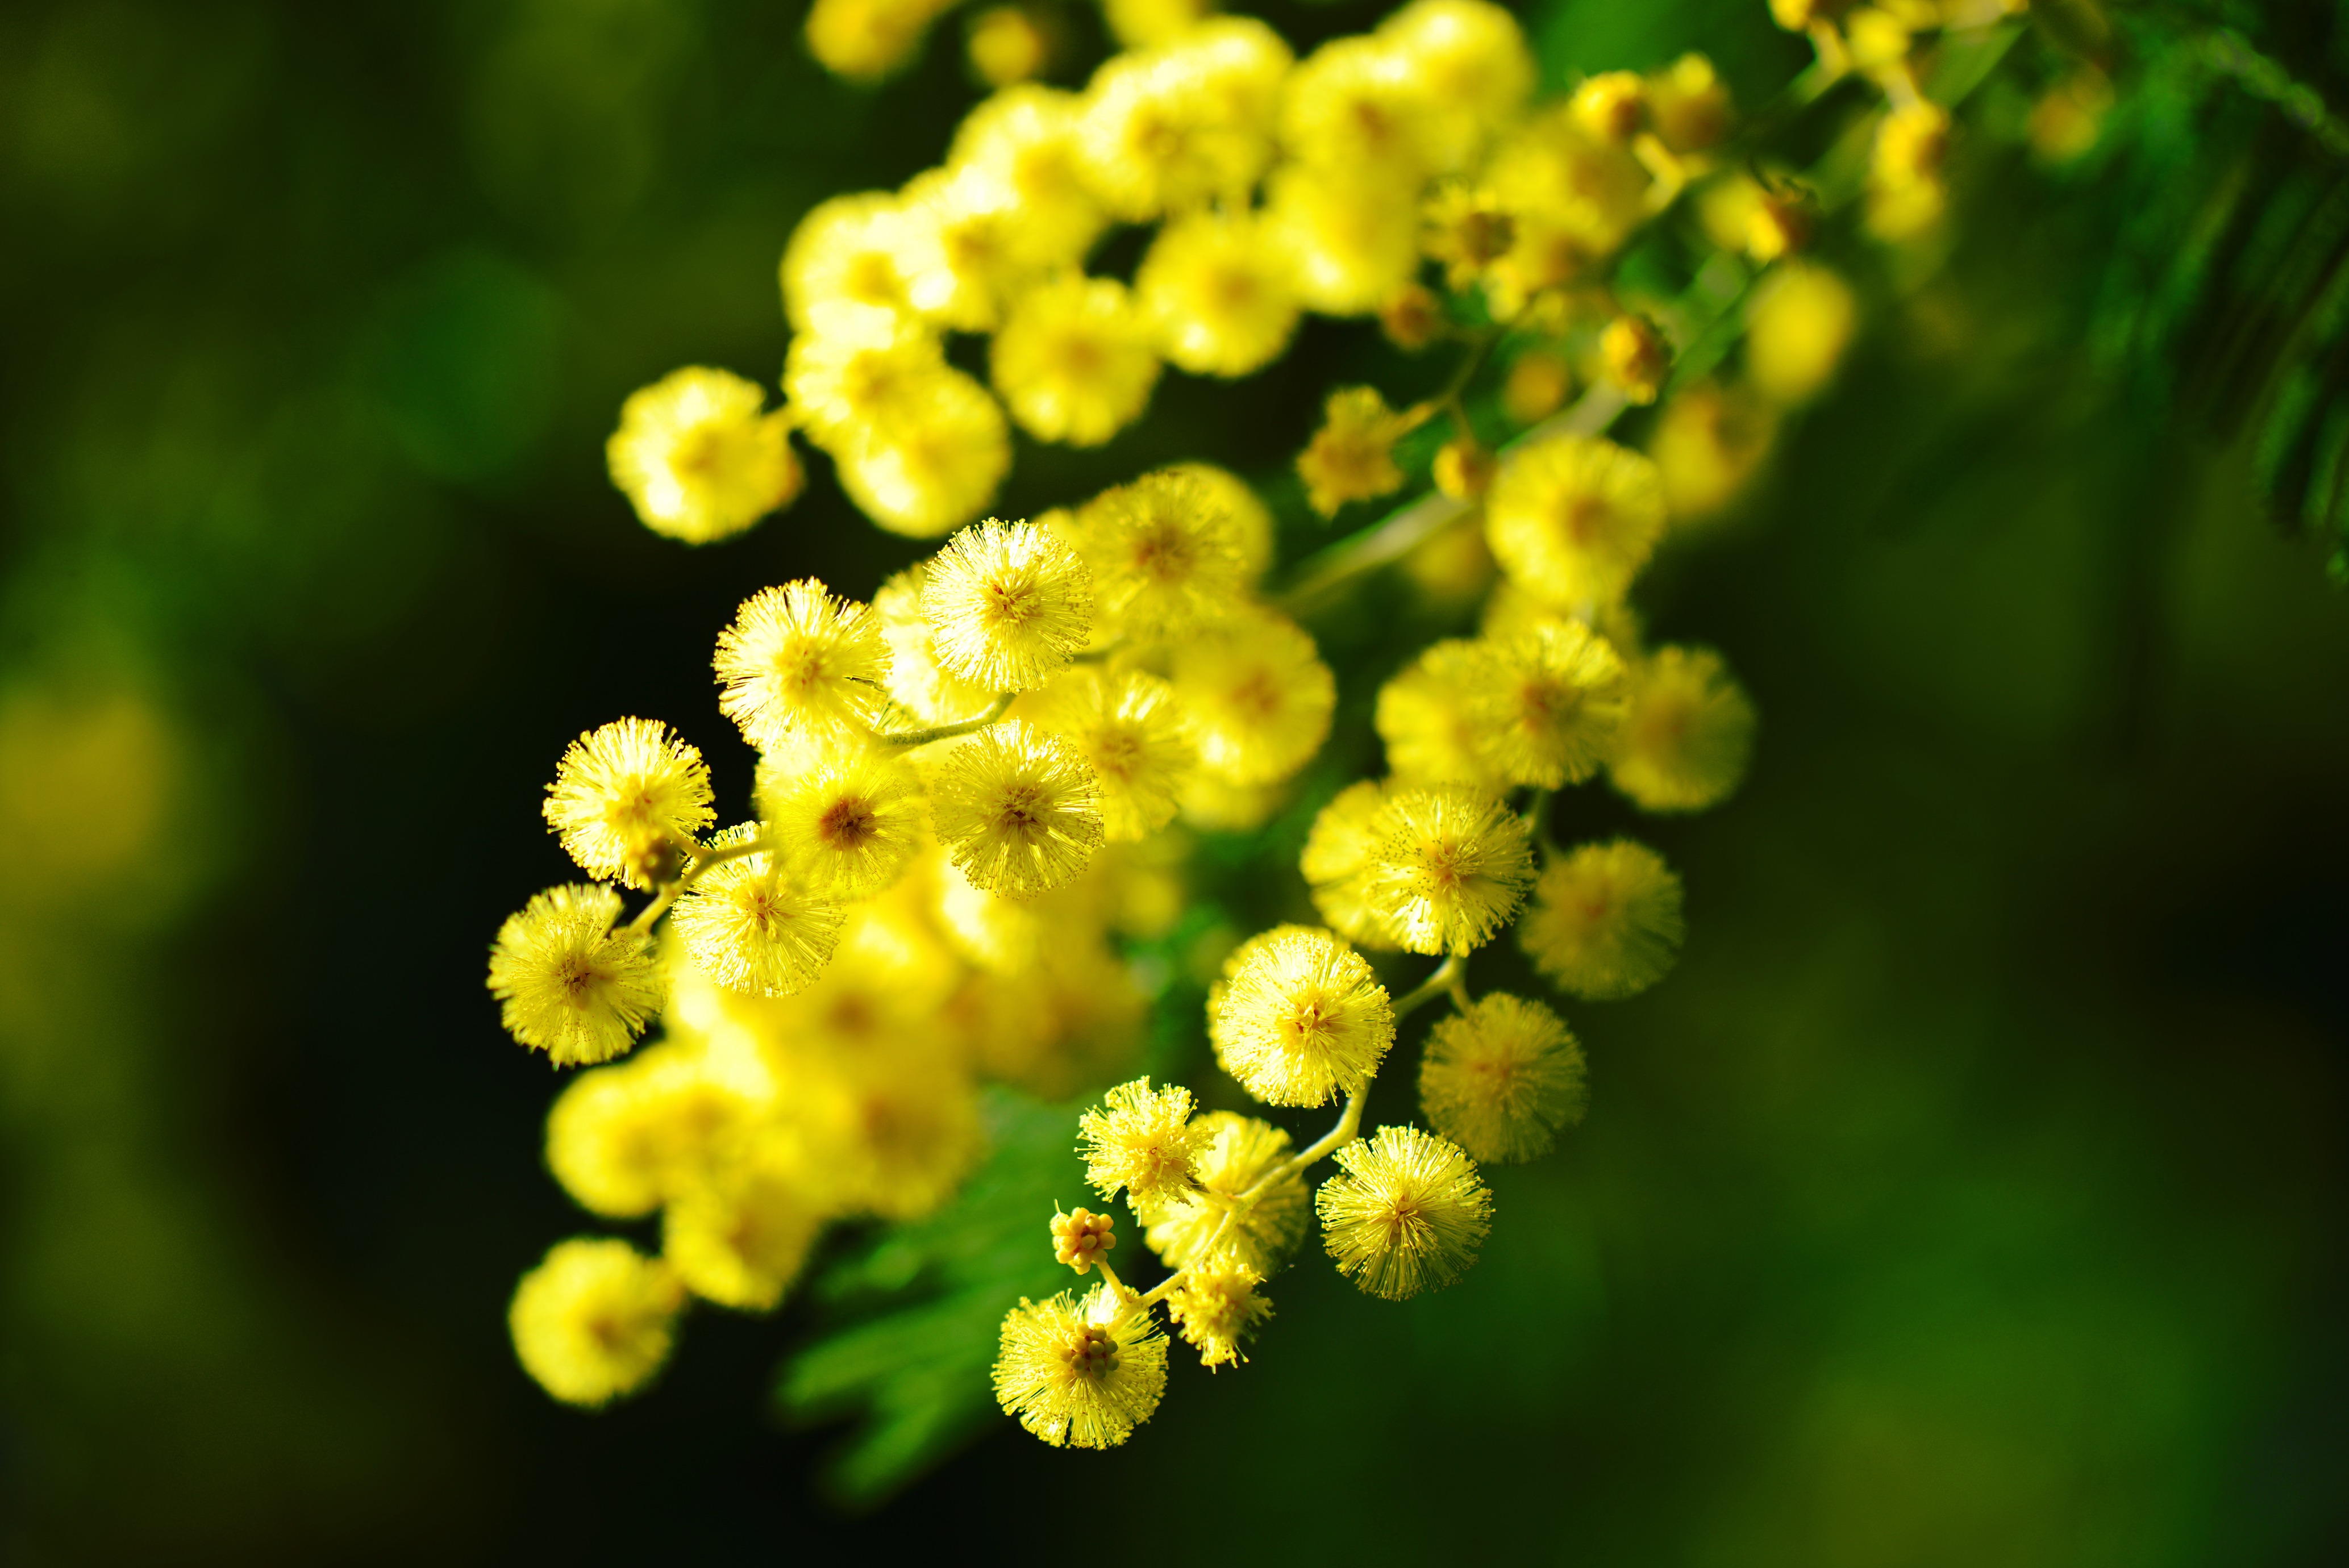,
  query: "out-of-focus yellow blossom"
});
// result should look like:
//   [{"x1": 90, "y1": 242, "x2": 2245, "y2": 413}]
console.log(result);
[
  {"x1": 991, "y1": 273, "x2": 1162, "y2": 446},
  {"x1": 1076, "y1": 468, "x2": 1249, "y2": 640},
  {"x1": 899, "y1": 164, "x2": 1031, "y2": 331},
  {"x1": 1301, "y1": 779, "x2": 1404, "y2": 949},
  {"x1": 1653, "y1": 378, "x2": 1776, "y2": 523},
  {"x1": 1176, "y1": 771, "x2": 1288, "y2": 833},
  {"x1": 1316, "y1": 1124, "x2": 1491, "y2": 1299},
  {"x1": 663, "y1": 1154, "x2": 824, "y2": 1311},
  {"x1": 1869, "y1": 98, "x2": 1951, "y2": 238},
  {"x1": 1503, "y1": 348, "x2": 1573, "y2": 424},
  {"x1": 1077, "y1": 19, "x2": 1290, "y2": 220},
  {"x1": 1281, "y1": 34, "x2": 1441, "y2": 180},
  {"x1": 793, "y1": 1035, "x2": 984, "y2": 1217},
  {"x1": 1297, "y1": 386, "x2": 1418, "y2": 517},
  {"x1": 1746, "y1": 261, "x2": 1858, "y2": 404},
  {"x1": 1160, "y1": 461, "x2": 1273, "y2": 581},
  {"x1": 1209, "y1": 924, "x2": 1395, "y2": 1106},
  {"x1": 1136, "y1": 1111, "x2": 1309, "y2": 1275},
  {"x1": 1356, "y1": 785, "x2": 1535, "y2": 955},
  {"x1": 1519, "y1": 837, "x2": 1685, "y2": 999},
  {"x1": 1647, "y1": 52, "x2": 1731, "y2": 153},
  {"x1": 967, "y1": 5, "x2": 1049, "y2": 86},
  {"x1": 1078, "y1": 1077, "x2": 1206, "y2": 1206},
  {"x1": 1418, "y1": 992, "x2": 1587, "y2": 1162},
  {"x1": 922, "y1": 518, "x2": 1096, "y2": 691},
  {"x1": 1472, "y1": 621, "x2": 1630, "y2": 787},
  {"x1": 764, "y1": 749, "x2": 926, "y2": 898},
  {"x1": 607, "y1": 368, "x2": 802, "y2": 544},
  {"x1": 1610, "y1": 645, "x2": 1756, "y2": 812},
  {"x1": 670, "y1": 825, "x2": 844, "y2": 997},
  {"x1": 1025, "y1": 666, "x2": 1196, "y2": 841},
  {"x1": 1137, "y1": 209, "x2": 1300, "y2": 377},
  {"x1": 1103, "y1": 0, "x2": 1218, "y2": 49},
  {"x1": 1381, "y1": 282, "x2": 1445, "y2": 350},
  {"x1": 874, "y1": 565, "x2": 997, "y2": 723},
  {"x1": 1768, "y1": 0, "x2": 1856, "y2": 30},
  {"x1": 927, "y1": 720, "x2": 1106, "y2": 895},
  {"x1": 2030, "y1": 69, "x2": 2113, "y2": 165},
  {"x1": 489, "y1": 885, "x2": 664, "y2": 1067},
  {"x1": 1168, "y1": 1269, "x2": 1271, "y2": 1369},
  {"x1": 713, "y1": 579, "x2": 892, "y2": 750},
  {"x1": 833, "y1": 371, "x2": 1013, "y2": 537},
  {"x1": 544, "y1": 1045, "x2": 763, "y2": 1217},
  {"x1": 1266, "y1": 166, "x2": 1421, "y2": 316},
  {"x1": 782, "y1": 301, "x2": 953, "y2": 445},
  {"x1": 1422, "y1": 181, "x2": 1518, "y2": 290},
  {"x1": 1600, "y1": 314, "x2": 1671, "y2": 405},
  {"x1": 949, "y1": 85, "x2": 1107, "y2": 267},
  {"x1": 1169, "y1": 610, "x2": 1335, "y2": 785},
  {"x1": 1432, "y1": 437, "x2": 1498, "y2": 502},
  {"x1": 1846, "y1": 6, "x2": 1915, "y2": 71},
  {"x1": 782, "y1": 194, "x2": 924, "y2": 331},
  {"x1": 1569, "y1": 70, "x2": 1648, "y2": 145},
  {"x1": 510, "y1": 1239, "x2": 684, "y2": 1406},
  {"x1": 543, "y1": 718, "x2": 714, "y2": 890},
  {"x1": 1485, "y1": 432, "x2": 1667, "y2": 610},
  {"x1": 992, "y1": 1285, "x2": 1168, "y2": 1448},
  {"x1": 1376, "y1": 640, "x2": 1507, "y2": 791},
  {"x1": 1482, "y1": 109, "x2": 1653, "y2": 310},
  {"x1": 1374, "y1": 0, "x2": 1535, "y2": 174},
  {"x1": 805, "y1": 0, "x2": 956, "y2": 82}
]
